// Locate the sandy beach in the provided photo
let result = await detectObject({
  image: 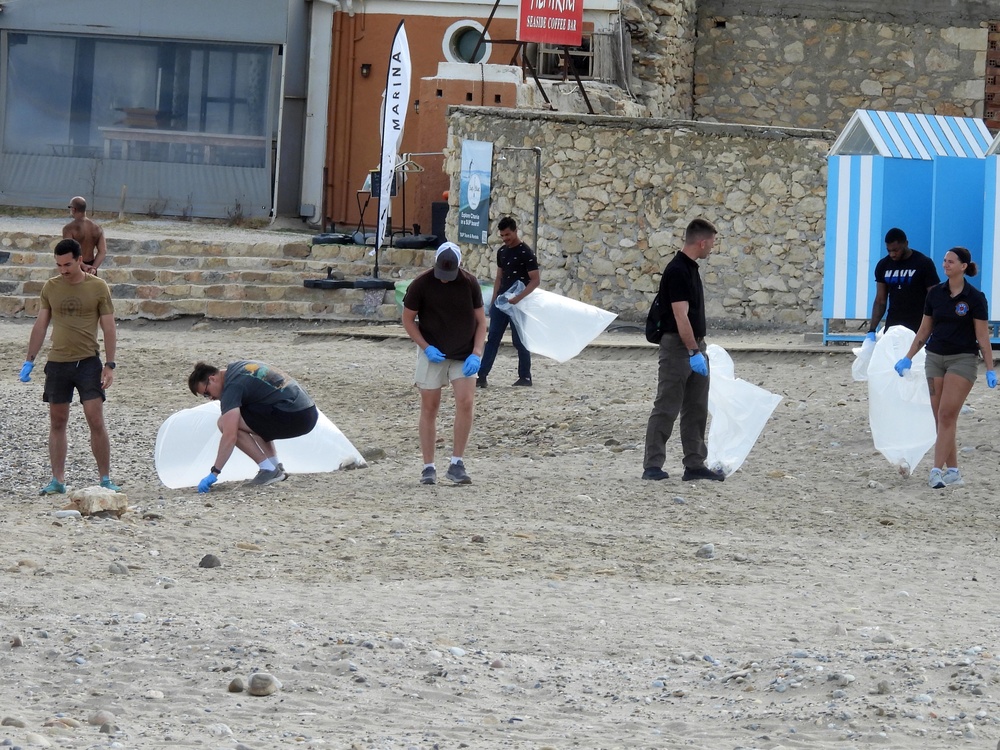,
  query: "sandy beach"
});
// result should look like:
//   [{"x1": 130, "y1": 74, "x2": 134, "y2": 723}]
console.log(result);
[{"x1": 3, "y1": 316, "x2": 1000, "y2": 750}]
